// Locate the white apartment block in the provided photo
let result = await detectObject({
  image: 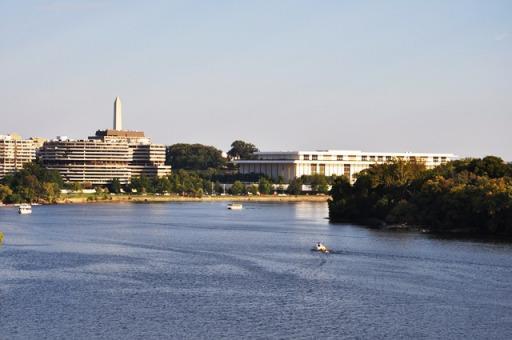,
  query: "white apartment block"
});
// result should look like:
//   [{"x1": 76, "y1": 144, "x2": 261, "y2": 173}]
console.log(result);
[
  {"x1": 0, "y1": 134, "x2": 42, "y2": 179},
  {"x1": 234, "y1": 150, "x2": 457, "y2": 183}
]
